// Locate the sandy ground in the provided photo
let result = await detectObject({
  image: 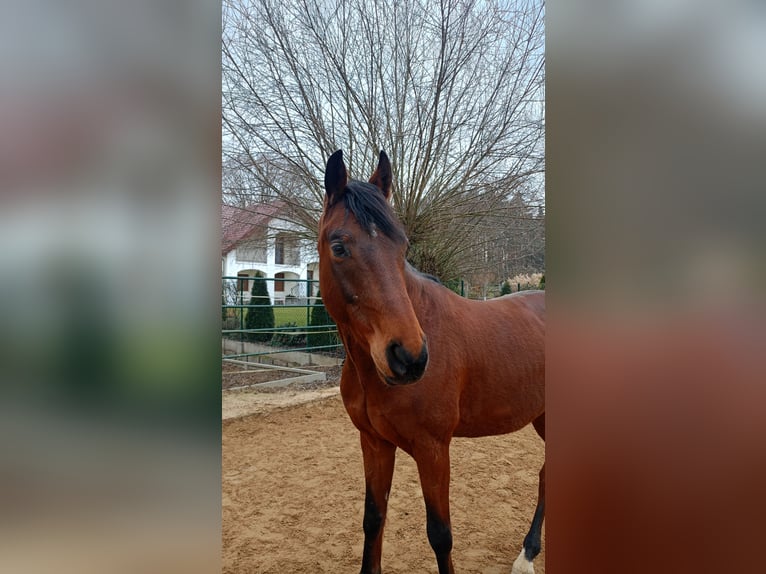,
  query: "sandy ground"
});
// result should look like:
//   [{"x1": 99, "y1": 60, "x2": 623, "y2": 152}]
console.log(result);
[
  {"x1": 222, "y1": 384, "x2": 545, "y2": 573},
  {"x1": 222, "y1": 385, "x2": 342, "y2": 419}
]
